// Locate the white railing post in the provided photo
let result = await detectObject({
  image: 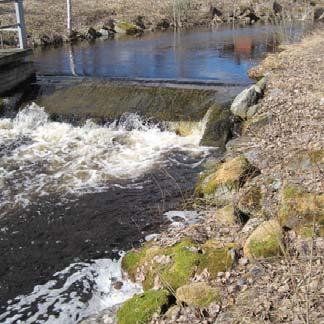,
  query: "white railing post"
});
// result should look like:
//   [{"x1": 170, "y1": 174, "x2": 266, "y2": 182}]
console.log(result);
[
  {"x1": 14, "y1": 0, "x2": 27, "y2": 49},
  {"x1": 67, "y1": 0, "x2": 72, "y2": 35}
]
